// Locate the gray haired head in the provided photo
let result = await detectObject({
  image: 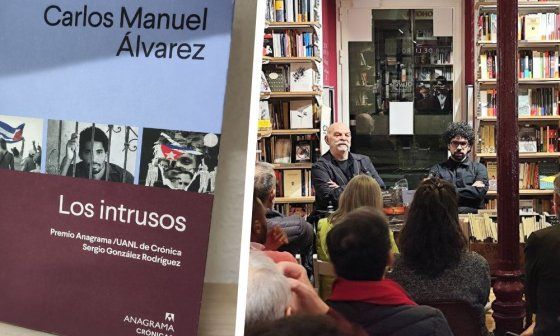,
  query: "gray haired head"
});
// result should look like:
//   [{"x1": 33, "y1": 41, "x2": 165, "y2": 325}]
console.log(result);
[
  {"x1": 254, "y1": 162, "x2": 276, "y2": 202},
  {"x1": 245, "y1": 251, "x2": 291, "y2": 332}
]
